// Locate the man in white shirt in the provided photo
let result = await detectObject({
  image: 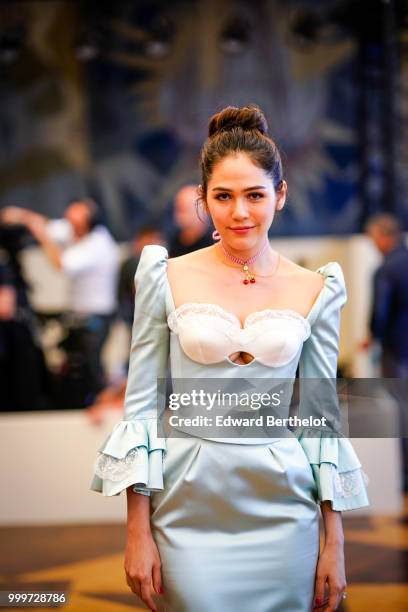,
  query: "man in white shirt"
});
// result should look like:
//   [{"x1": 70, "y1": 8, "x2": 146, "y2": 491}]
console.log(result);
[{"x1": 0, "y1": 200, "x2": 120, "y2": 403}]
